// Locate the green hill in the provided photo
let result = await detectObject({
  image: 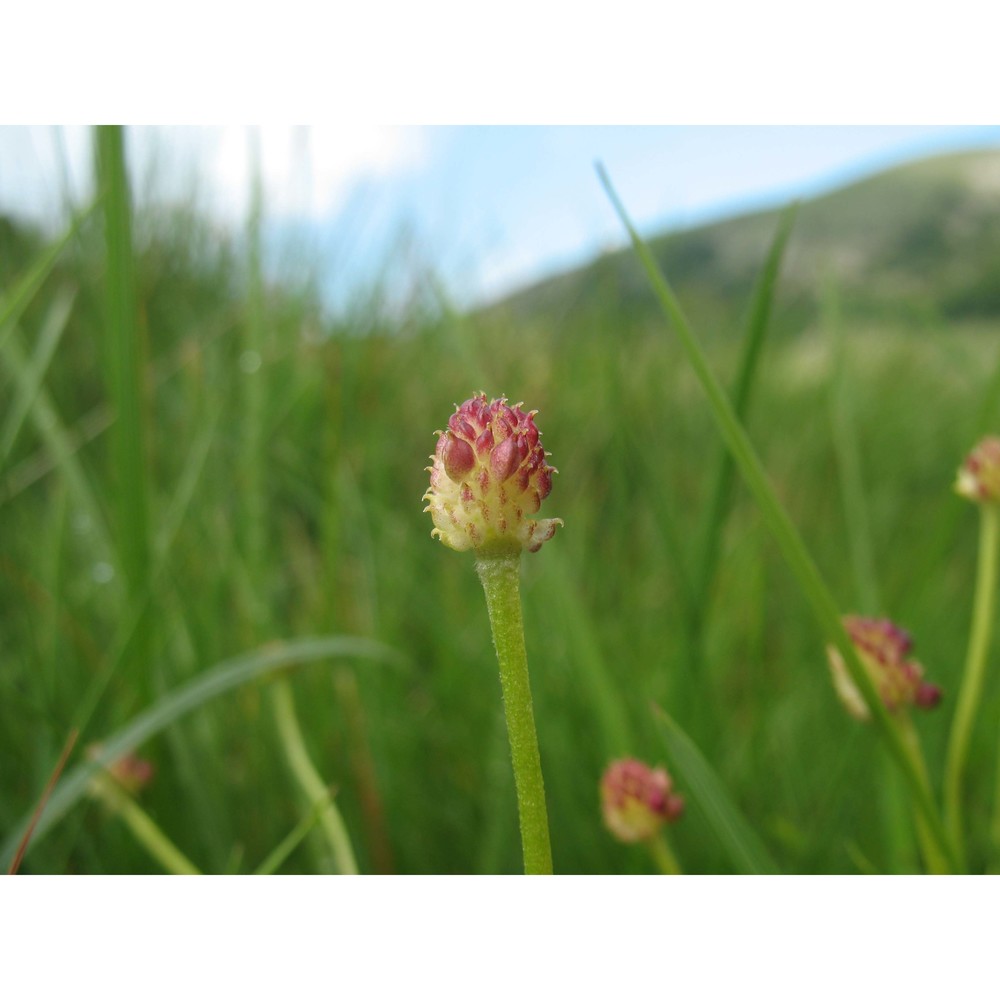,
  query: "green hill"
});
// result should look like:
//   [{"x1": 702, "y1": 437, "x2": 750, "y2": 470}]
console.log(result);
[{"x1": 488, "y1": 148, "x2": 1000, "y2": 337}]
